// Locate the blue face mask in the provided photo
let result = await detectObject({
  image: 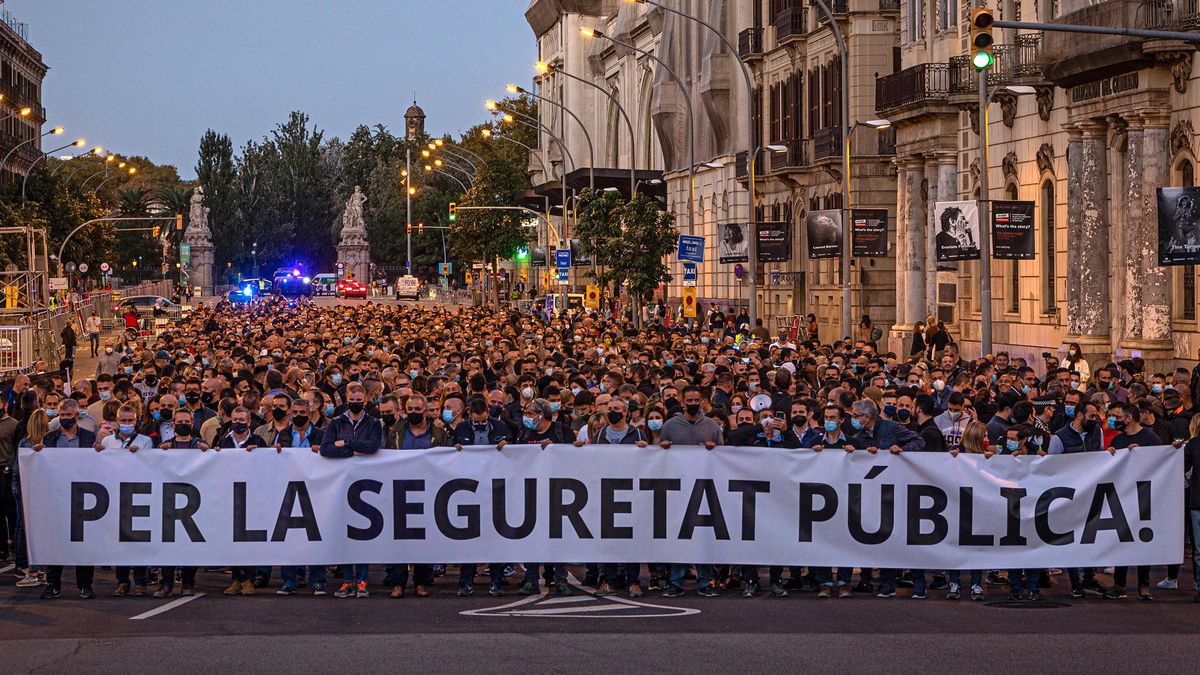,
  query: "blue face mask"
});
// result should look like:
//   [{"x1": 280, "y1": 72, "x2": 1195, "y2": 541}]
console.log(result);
[
  {"x1": 1021, "y1": 385, "x2": 1031, "y2": 394},
  {"x1": 522, "y1": 416, "x2": 537, "y2": 430},
  {"x1": 896, "y1": 409, "x2": 911, "y2": 422},
  {"x1": 44, "y1": 408, "x2": 57, "y2": 418},
  {"x1": 700, "y1": 337, "x2": 710, "y2": 344},
  {"x1": 883, "y1": 404, "x2": 897, "y2": 417},
  {"x1": 850, "y1": 417, "x2": 864, "y2": 431},
  {"x1": 1064, "y1": 404, "x2": 1076, "y2": 418},
  {"x1": 1005, "y1": 439, "x2": 1020, "y2": 452},
  {"x1": 177, "y1": 395, "x2": 187, "y2": 406},
  {"x1": 124, "y1": 366, "x2": 133, "y2": 375},
  {"x1": 548, "y1": 401, "x2": 561, "y2": 413},
  {"x1": 99, "y1": 391, "x2": 112, "y2": 401},
  {"x1": 118, "y1": 424, "x2": 136, "y2": 436},
  {"x1": 325, "y1": 405, "x2": 335, "y2": 417},
  {"x1": 824, "y1": 420, "x2": 839, "y2": 433},
  {"x1": 331, "y1": 374, "x2": 343, "y2": 385},
  {"x1": 647, "y1": 419, "x2": 663, "y2": 432},
  {"x1": 1152, "y1": 384, "x2": 1163, "y2": 394},
  {"x1": 441, "y1": 410, "x2": 454, "y2": 424},
  {"x1": 410, "y1": 369, "x2": 420, "y2": 379},
  {"x1": 571, "y1": 387, "x2": 582, "y2": 397},
  {"x1": 665, "y1": 359, "x2": 673, "y2": 367},
  {"x1": 151, "y1": 411, "x2": 162, "y2": 421}
]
